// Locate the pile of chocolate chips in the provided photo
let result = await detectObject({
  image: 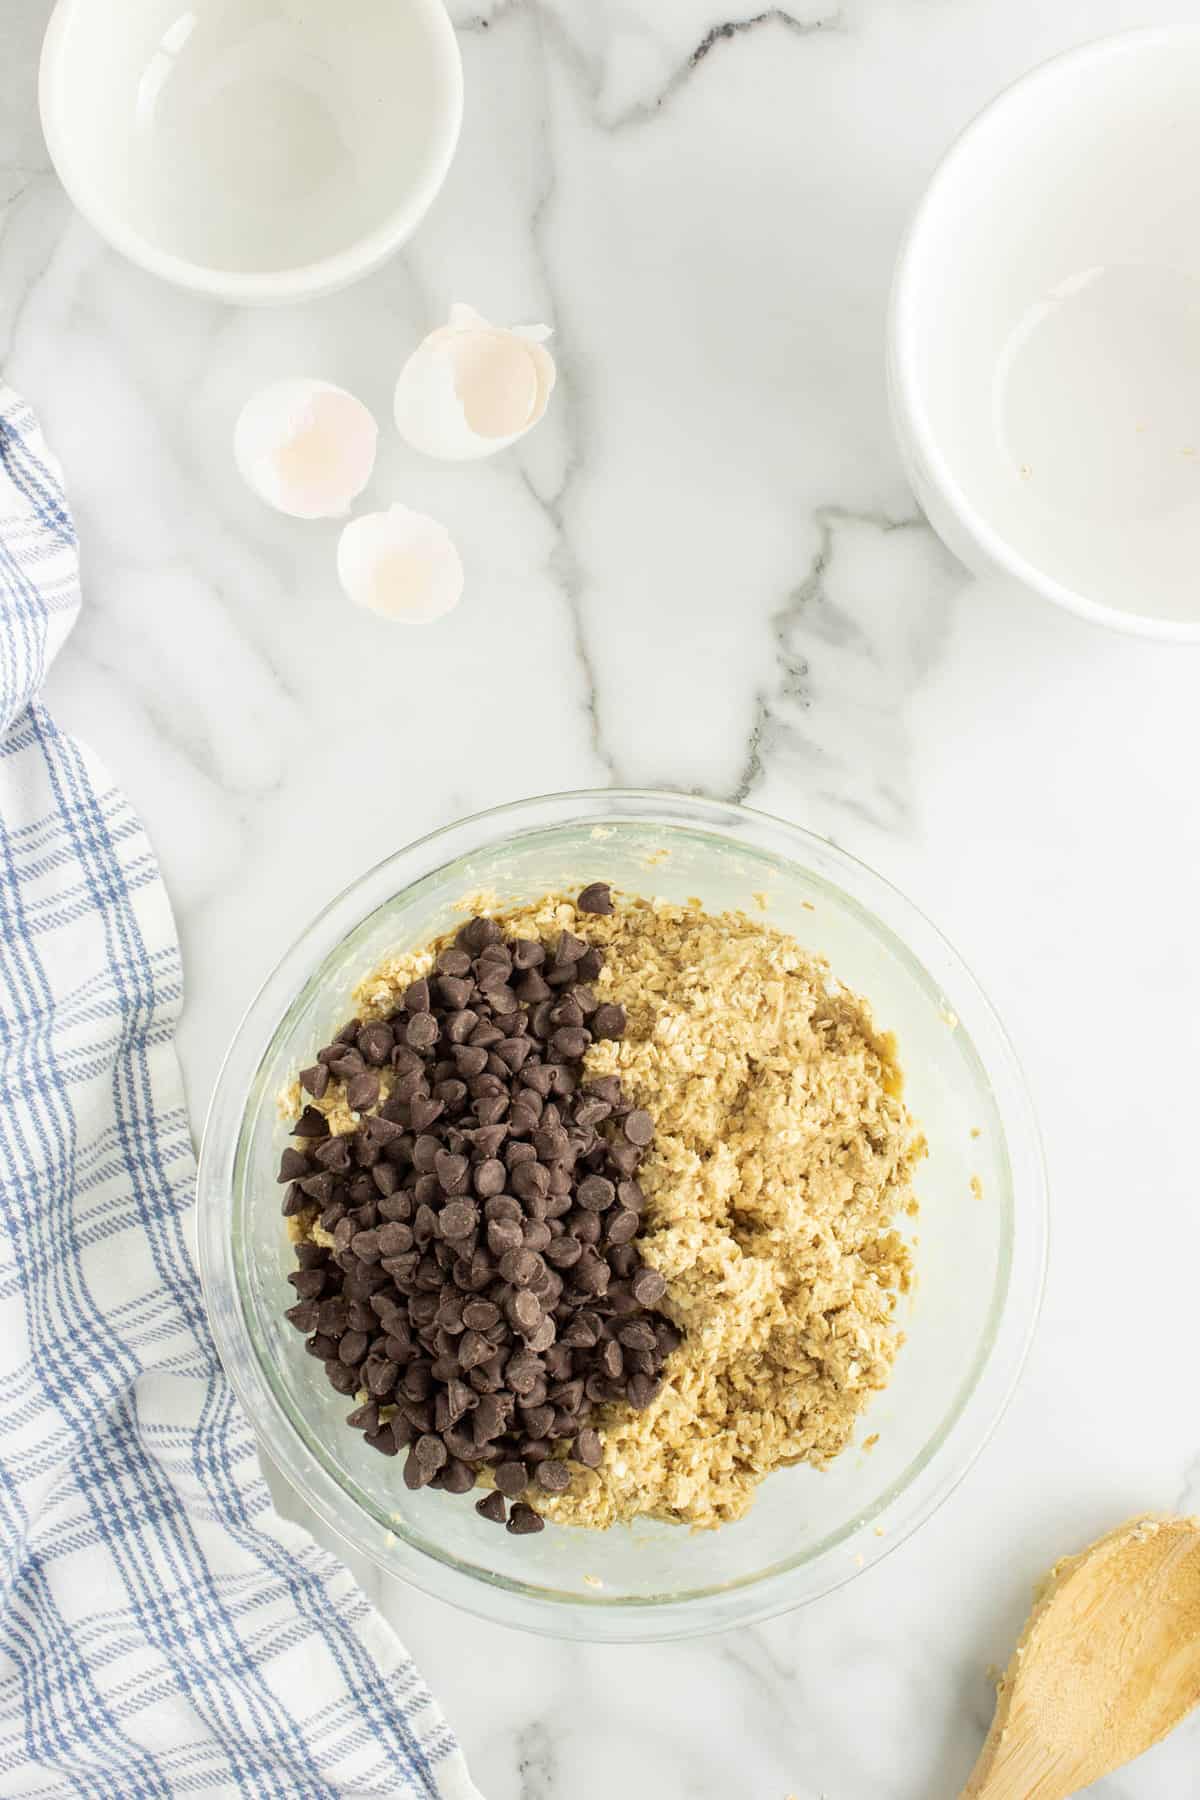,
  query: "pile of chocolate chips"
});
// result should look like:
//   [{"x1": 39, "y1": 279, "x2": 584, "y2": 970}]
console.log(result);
[{"x1": 280, "y1": 883, "x2": 680, "y2": 1535}]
